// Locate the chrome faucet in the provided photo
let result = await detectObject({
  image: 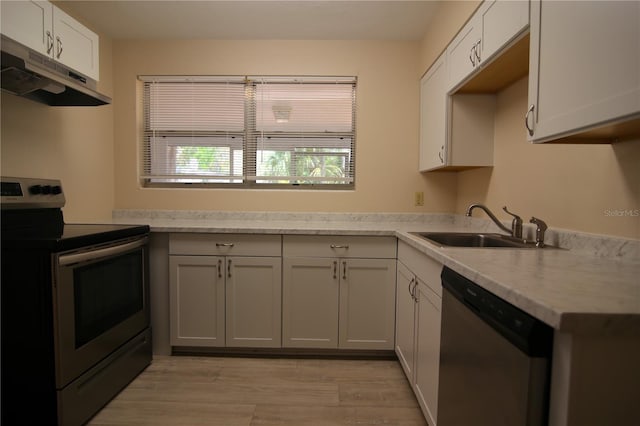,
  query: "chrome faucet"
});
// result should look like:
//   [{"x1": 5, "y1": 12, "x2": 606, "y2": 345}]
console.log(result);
[
  {"x1": 530, "y1": 217, "x2": 548, "y2": 247},
  {"x1": 466, "y1": 203, "x2": 523, "y2": 239}
]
